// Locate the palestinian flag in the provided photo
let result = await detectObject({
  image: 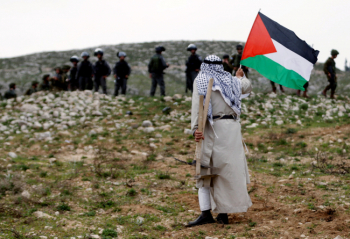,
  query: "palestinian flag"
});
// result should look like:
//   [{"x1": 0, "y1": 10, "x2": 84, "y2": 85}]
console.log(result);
[{"x1": 241, "y1": 12, "x2": 319, "y2": 90}]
